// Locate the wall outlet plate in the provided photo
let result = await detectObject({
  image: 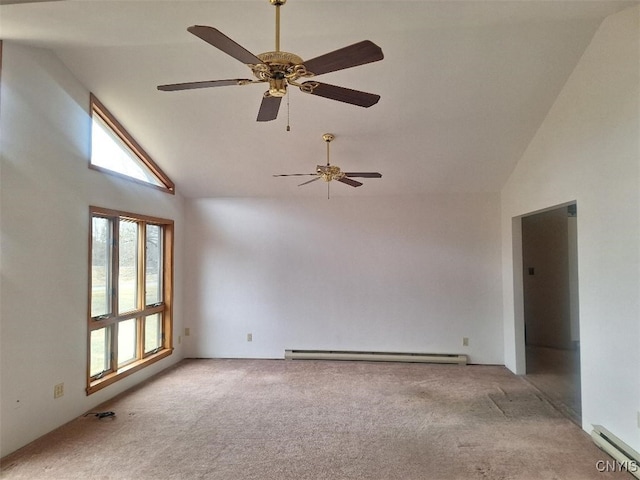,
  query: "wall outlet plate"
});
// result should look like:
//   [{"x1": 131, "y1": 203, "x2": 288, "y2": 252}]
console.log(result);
[{"x1": 54, "y1": 383, "x2": 64, "y2": 399}]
